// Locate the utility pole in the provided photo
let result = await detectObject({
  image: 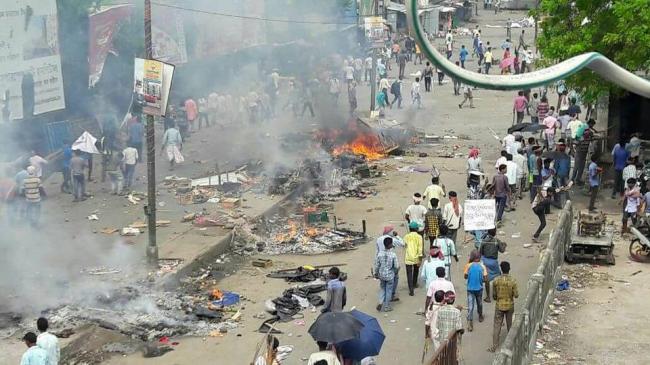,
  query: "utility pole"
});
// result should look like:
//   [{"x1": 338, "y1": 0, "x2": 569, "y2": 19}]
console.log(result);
[
  {"x1": 369, "y1": 0, "x2": 379, "y2": 112},
  {"x1": 144, "y1": 0, "x2": 158, "y2": 263},
  {"x1": 534, "y1": 0, "x2": 539, "y2": 56}
]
